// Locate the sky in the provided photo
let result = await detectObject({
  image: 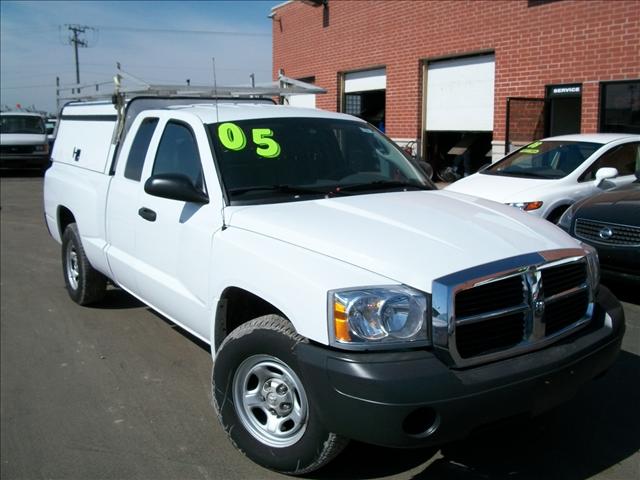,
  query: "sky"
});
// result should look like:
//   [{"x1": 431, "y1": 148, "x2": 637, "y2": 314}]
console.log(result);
[{"x1": 0, "y1": 0, "x2": 282, "y2": 114}]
